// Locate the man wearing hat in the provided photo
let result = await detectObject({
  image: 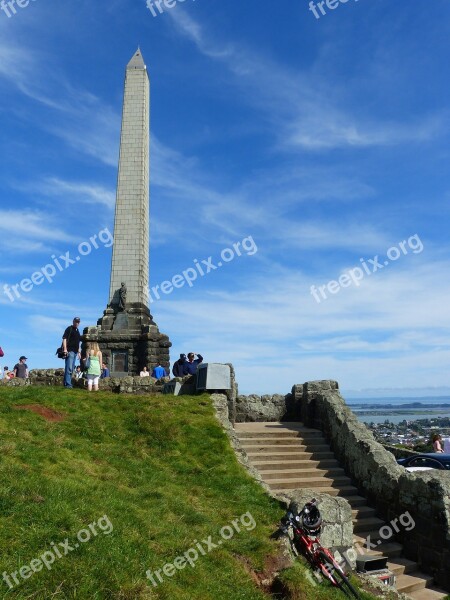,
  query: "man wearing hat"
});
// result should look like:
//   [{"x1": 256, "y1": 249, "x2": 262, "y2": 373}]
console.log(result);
[
  {"x1": 172, "y1": 353, "x2": 187, "y2": 378},
  {"x1": 13, "y1": 356, "x2": 29, "y2": 379},
  {"x1": 62, "y1": 317, "x2": 82, "y2": 388}
]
